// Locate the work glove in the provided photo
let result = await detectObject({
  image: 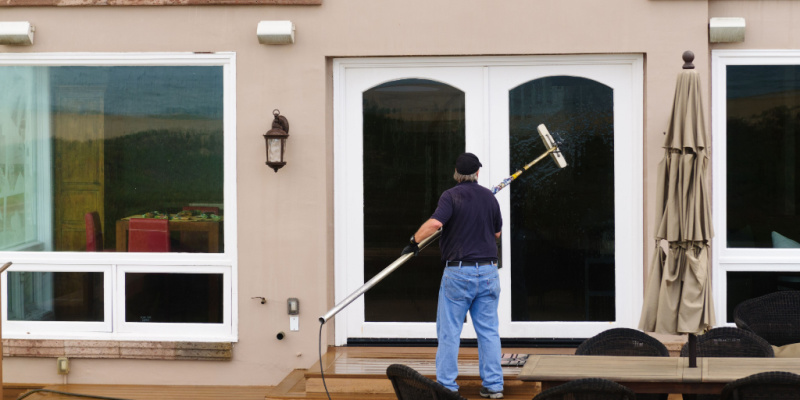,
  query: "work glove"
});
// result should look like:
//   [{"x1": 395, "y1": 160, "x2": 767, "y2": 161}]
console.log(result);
[{"x1": 401, "y1": 235, "x2": 419, "y2": 256}]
